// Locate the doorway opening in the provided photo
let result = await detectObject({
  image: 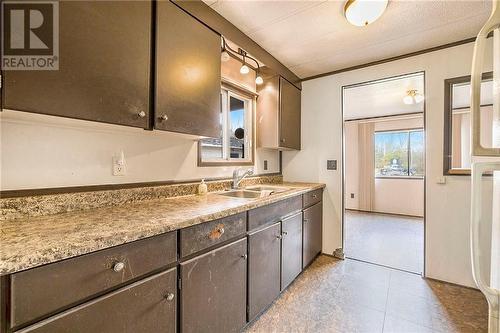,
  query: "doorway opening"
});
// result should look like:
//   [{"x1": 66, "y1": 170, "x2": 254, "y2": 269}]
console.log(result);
[{"x1": 341, "y1": 72, "x2": 426, "y2": 275}]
